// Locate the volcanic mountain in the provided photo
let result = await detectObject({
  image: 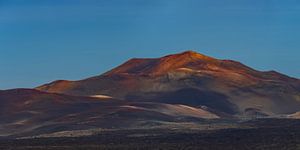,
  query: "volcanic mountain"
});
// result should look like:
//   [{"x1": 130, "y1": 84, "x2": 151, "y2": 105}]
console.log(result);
[
  {"x1": 1, "y1": 50, "x2": 300, "y2": 138},
  {"x1": 37, "y1": 51, "x2": 300, "y2": 117}
]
